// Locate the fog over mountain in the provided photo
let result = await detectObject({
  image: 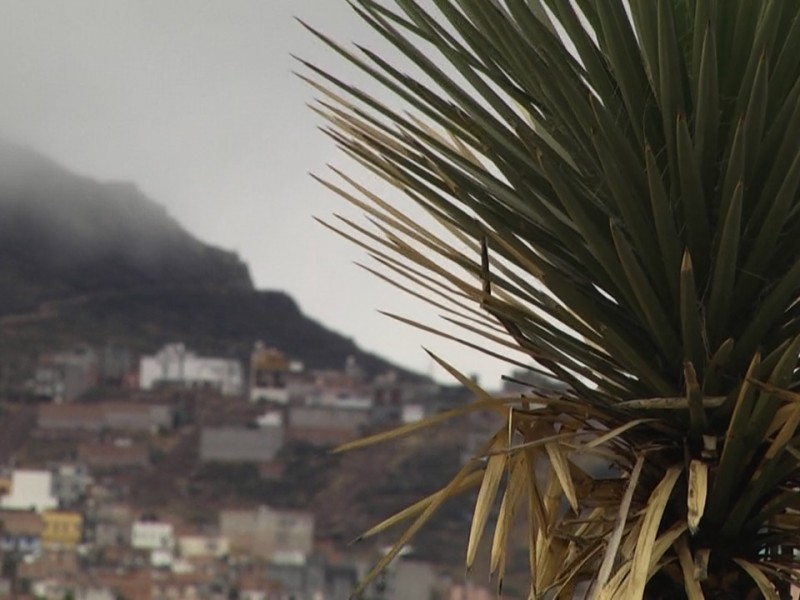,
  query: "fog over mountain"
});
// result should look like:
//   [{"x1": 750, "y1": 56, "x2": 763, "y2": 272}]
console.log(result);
[
  {"x1": 0, "y1": 140, "x2": 412, "y2": 380},
  {"x1": 0, "y1": 1, "x2": 511, "y2": 387},
  {"x1": 0, "y1": 140, "x2": 253, "y2": 311}
]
